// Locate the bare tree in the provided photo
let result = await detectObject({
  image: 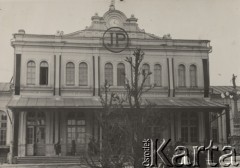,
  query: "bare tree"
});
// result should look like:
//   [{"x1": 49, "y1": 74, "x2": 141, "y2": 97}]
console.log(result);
[
  {"x1": 85, "y1": 48, "x2": 168, "y2": 168},
  {"x1": 124, "y1": 48, "x2": 168, "y2": 168}
]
